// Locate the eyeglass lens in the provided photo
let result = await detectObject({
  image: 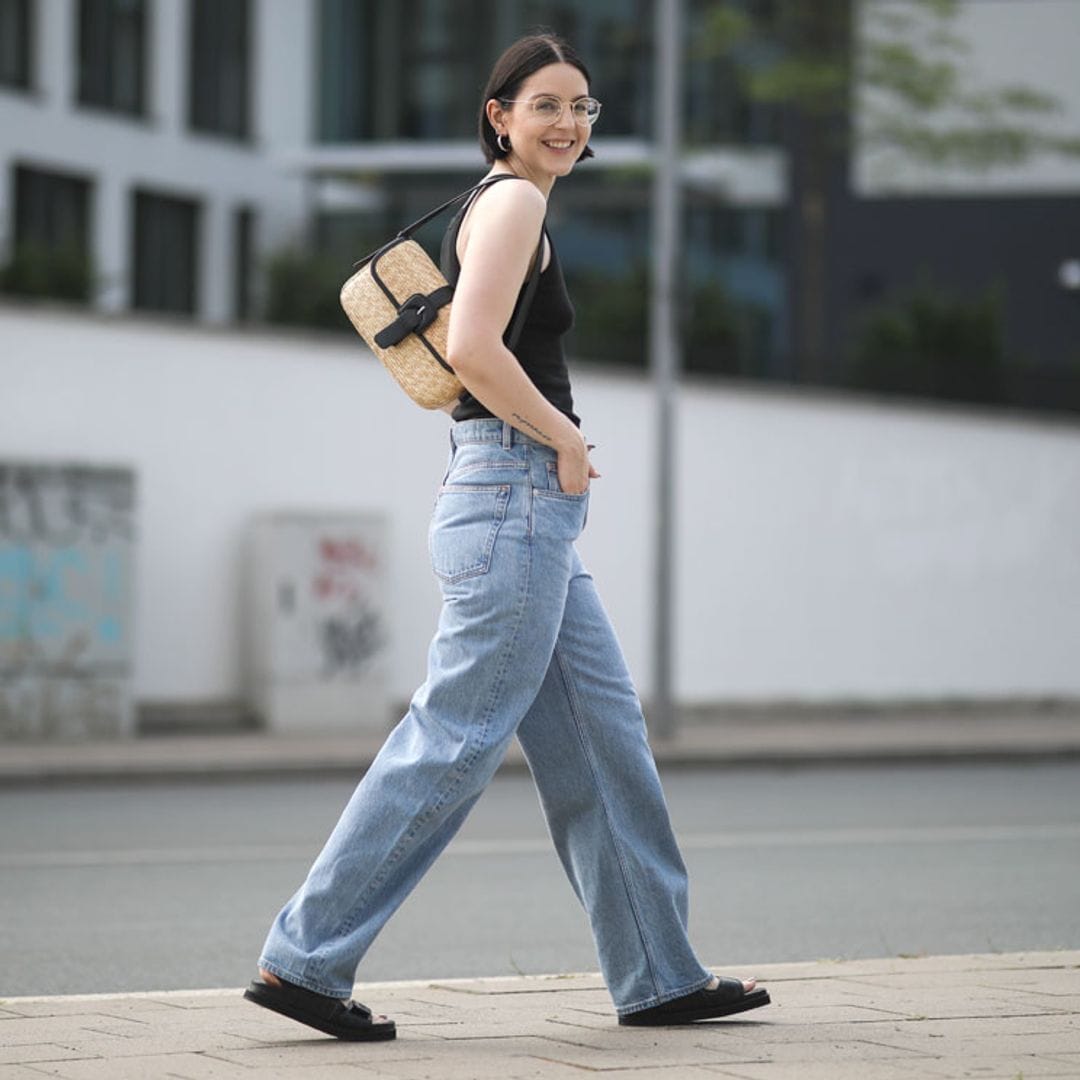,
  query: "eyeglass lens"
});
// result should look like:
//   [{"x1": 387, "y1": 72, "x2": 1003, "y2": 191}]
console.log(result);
[{"x1": 526, "y1": 96, "x2": 601, "y2": 125}]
